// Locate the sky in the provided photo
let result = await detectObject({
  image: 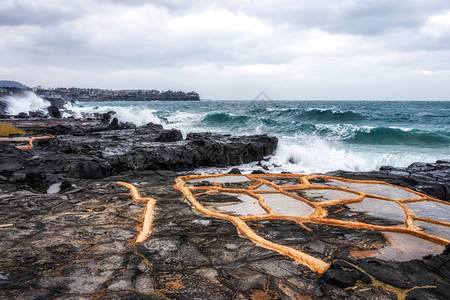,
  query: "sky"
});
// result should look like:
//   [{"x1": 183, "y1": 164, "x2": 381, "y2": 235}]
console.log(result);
[{"x1": 1, "y1": 0, "x2": 450, "y2": 100}]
